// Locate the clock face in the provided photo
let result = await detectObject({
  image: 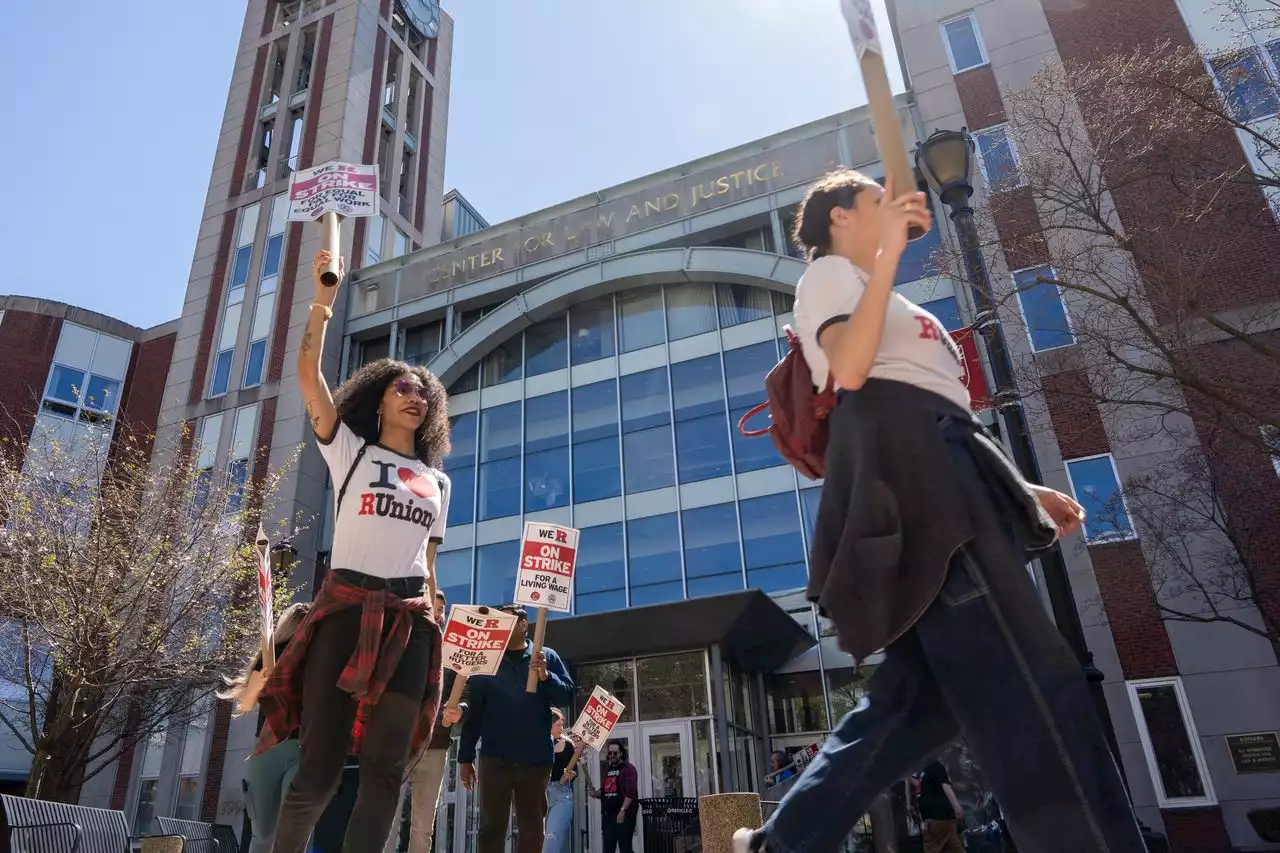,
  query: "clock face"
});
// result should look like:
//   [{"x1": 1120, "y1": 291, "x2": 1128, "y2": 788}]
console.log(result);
[{"x1": 397, "y1": 0, "x2": 440, "y2": 38}]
